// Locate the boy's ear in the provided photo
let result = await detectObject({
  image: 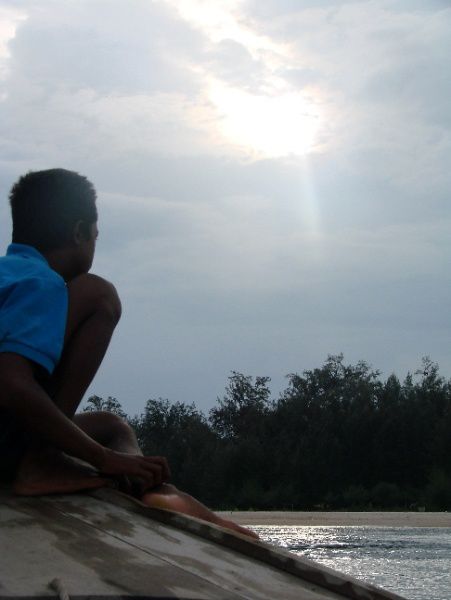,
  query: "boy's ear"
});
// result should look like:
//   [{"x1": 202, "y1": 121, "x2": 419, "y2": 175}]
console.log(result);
[{"x1": 73, "y1": 220, "x2": 90, "y2": 244}]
